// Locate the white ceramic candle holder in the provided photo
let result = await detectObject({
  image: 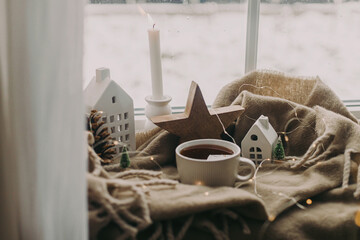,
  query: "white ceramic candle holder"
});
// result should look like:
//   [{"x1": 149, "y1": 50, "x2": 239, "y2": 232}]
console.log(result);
[{"x1": 144, "y1": 95, "x2": 172, "y2": 130}]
